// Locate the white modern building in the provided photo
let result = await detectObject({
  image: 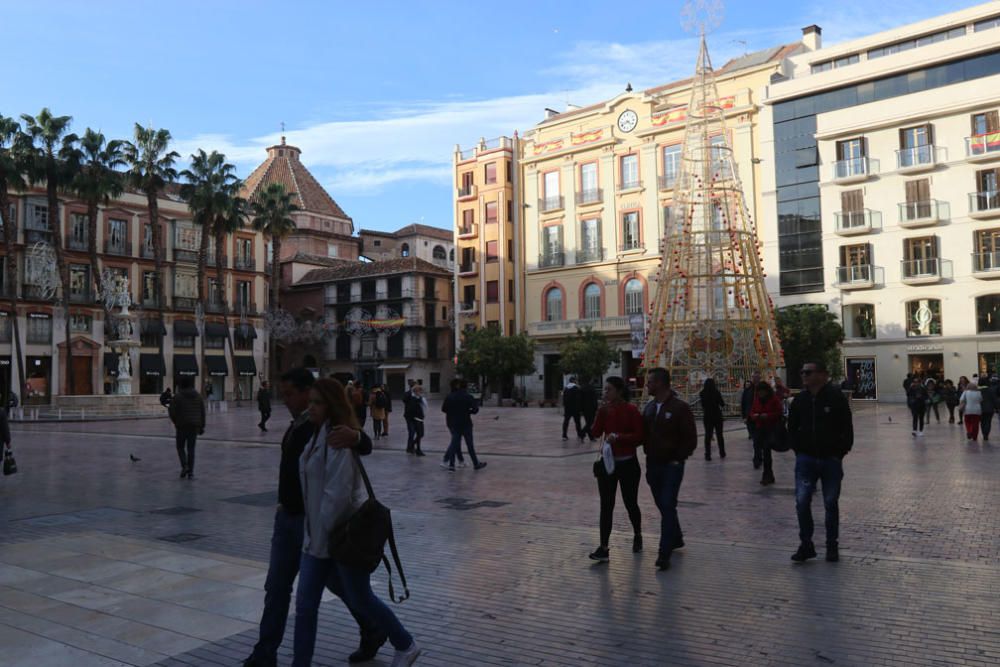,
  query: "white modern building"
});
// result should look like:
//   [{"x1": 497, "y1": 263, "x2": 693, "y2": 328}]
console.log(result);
[{"x1": 760, "y1": 2, "x2": 1000, "y2": 401}]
